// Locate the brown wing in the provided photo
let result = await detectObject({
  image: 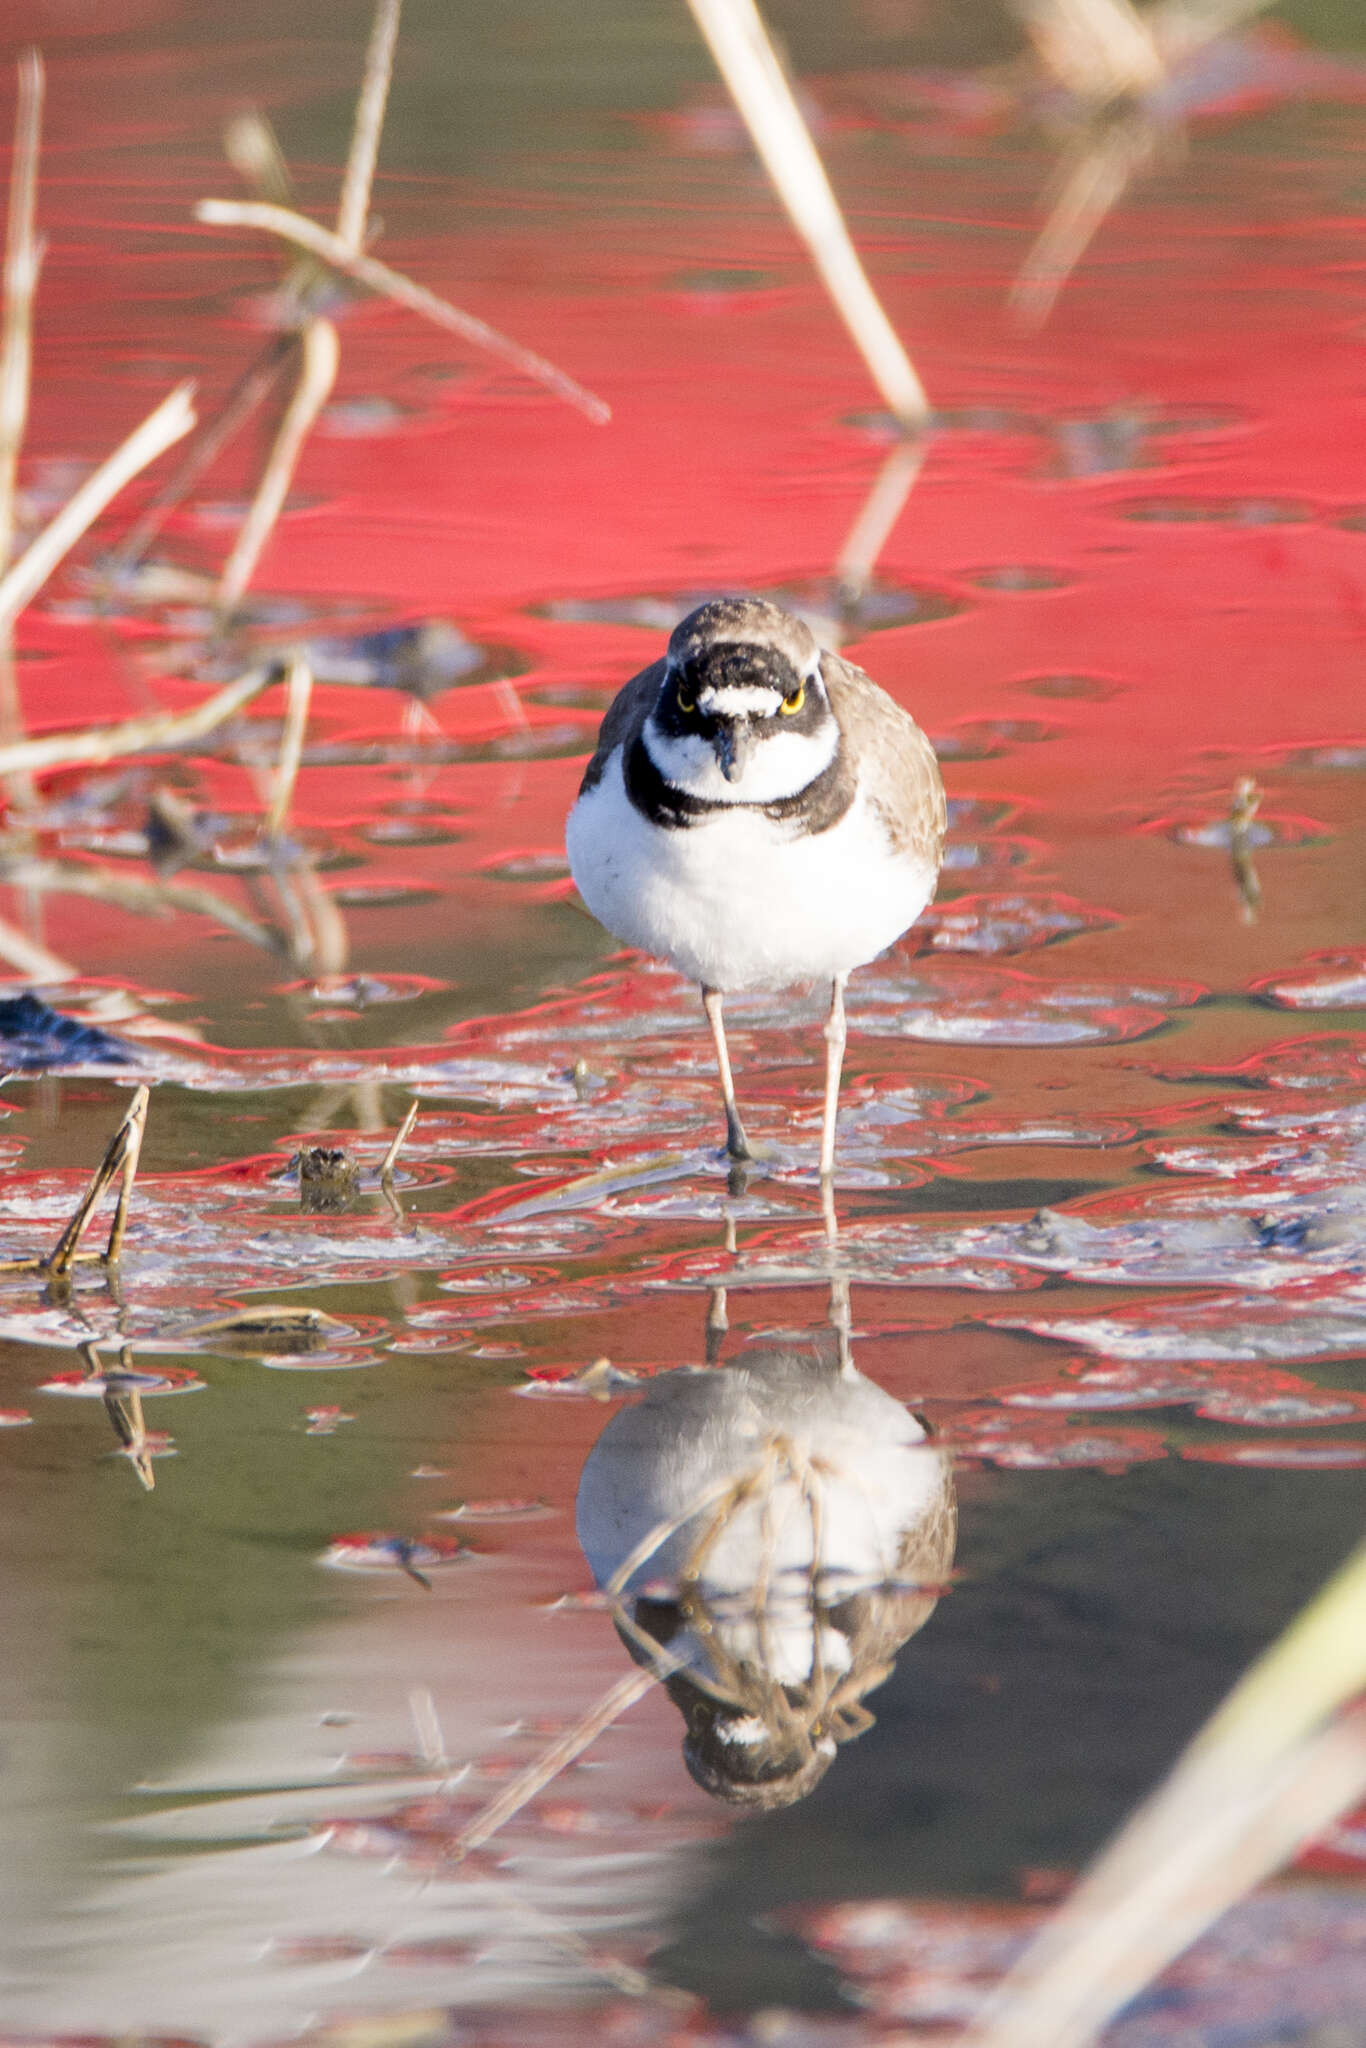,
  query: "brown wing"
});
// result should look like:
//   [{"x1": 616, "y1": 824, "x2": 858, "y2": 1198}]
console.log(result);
[
  {"x1": 576, "y1": 657, "x2": 667, "y2": 796},
  {"x1": 822, "y1": 653, "x2": 946, "y2": 865}
]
